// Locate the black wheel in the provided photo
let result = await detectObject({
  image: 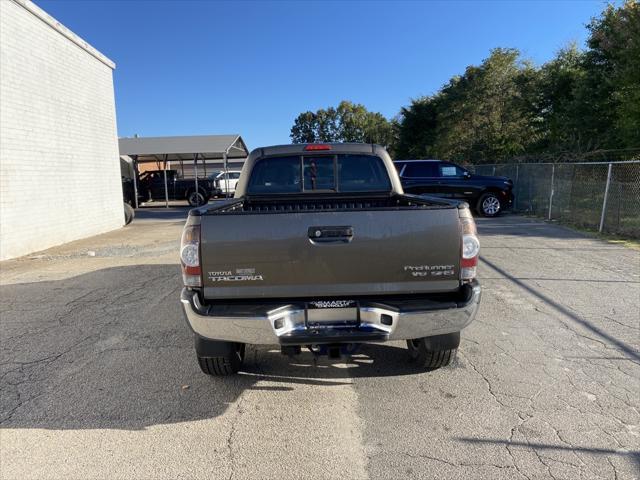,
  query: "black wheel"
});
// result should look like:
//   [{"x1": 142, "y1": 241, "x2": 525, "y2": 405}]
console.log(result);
[
  {"x1": 477, "y1": 192, "x2": 502, "y2": 217},
  {"x1": 406, "y1": 332, "x2": 460, "y2": 369},
  {"x1": 187, "y1": 190, "x2": 207, "y2": 207},
  {"x1": 195, "y1": 337, "x2": 245, "y2": 376},
  {"x1": 123, "y1": 202, "x2": 134, "y2": 225}
]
